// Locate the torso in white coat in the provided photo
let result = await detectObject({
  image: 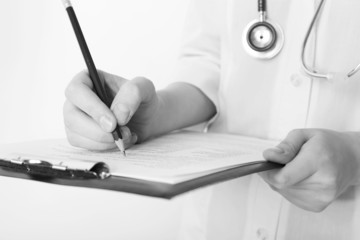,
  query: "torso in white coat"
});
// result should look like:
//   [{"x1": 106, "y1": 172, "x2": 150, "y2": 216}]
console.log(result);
[{"x1": 175, "y1": 1, "x2": 360, "y2": 239}]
